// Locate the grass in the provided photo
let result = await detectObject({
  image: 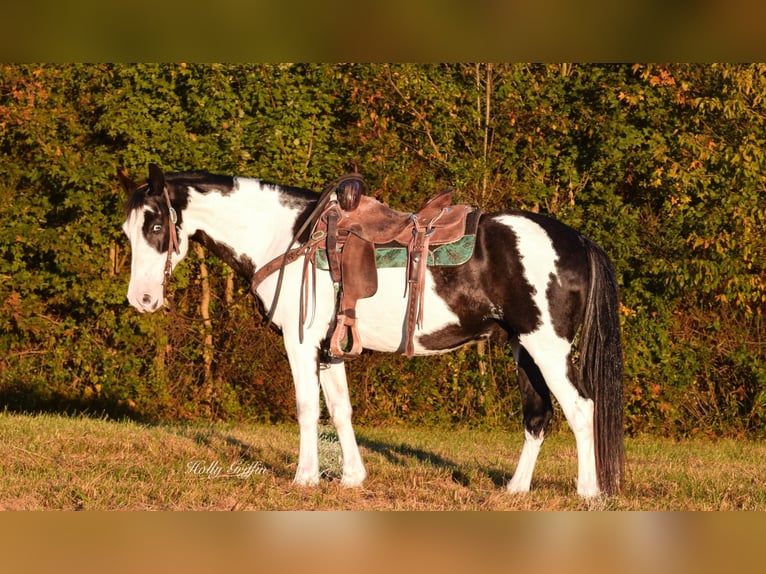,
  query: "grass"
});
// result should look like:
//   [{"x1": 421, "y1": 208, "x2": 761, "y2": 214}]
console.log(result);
[{"x1": 1, "y1": 411, "x2": 764, "y2": 510}]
